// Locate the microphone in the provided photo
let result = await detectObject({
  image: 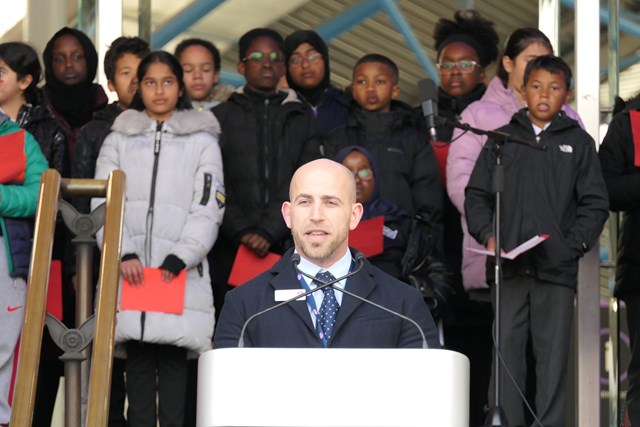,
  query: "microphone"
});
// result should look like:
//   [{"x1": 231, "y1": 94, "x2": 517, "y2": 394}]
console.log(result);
[
  {"x1": 294, "y1": 253, "x2": 430, "y2": 349},
  {"x1": 418, "y1": 78, "x2": 439, "y2": 143},
  {"x1": 237, "y1": 252, "x2": 366, "y2": 347}
]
